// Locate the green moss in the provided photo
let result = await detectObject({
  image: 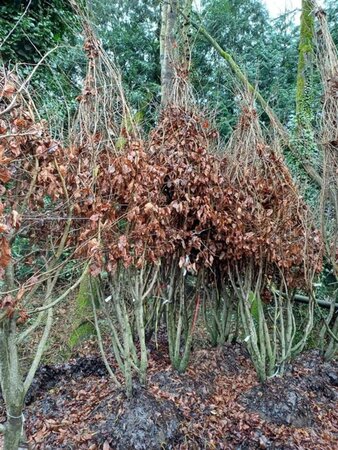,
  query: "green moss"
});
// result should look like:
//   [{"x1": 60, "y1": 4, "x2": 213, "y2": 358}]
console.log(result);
[
  {"x1": 69, "y1": 273, "x2": 99, "y2": 349},
  {"x1": 294, "y1": 0, "x2": 318, "y2": 171},
  {"x1": 76, "y1": 273, "x2": 92, "y2": 312},
  {"x1": 69, "y1": 321, "x2": 96, "y2": 349},
  {"x1": 296, "y1": 0, "x2": 315, "y2": 122}
]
